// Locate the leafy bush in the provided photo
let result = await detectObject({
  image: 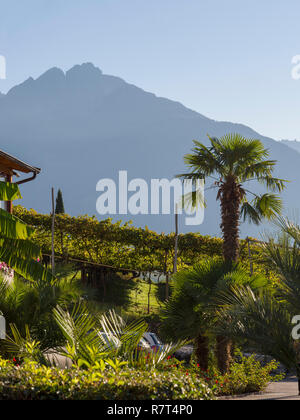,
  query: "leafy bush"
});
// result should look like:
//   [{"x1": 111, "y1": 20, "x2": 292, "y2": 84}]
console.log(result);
[
  {"x1": 0, "y1": 276, "x2": 85, "y2": 354},
  {"x1": 0, "y1": 358, "x2": 214, "y2": 400},
  {"x1": 189, "y1": 352, "x2": 284, "y2": 396},
  {"x1": 53, "y1": 304, "x2": 185, "y2": 370}
]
